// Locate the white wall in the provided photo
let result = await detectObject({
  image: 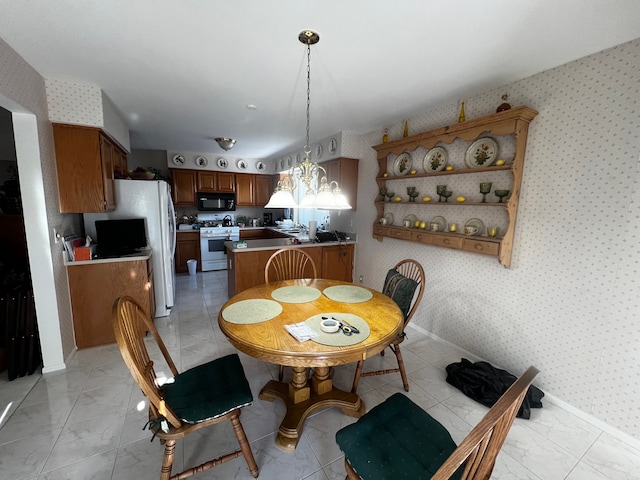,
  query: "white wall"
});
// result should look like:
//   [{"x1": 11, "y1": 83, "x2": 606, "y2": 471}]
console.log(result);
[
  {"x1": 353, "y1": 38, "x2": 640, "y2": 440},
  {"x1": 0, "y1": 38, "x2": 79, "y2": 370}
]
